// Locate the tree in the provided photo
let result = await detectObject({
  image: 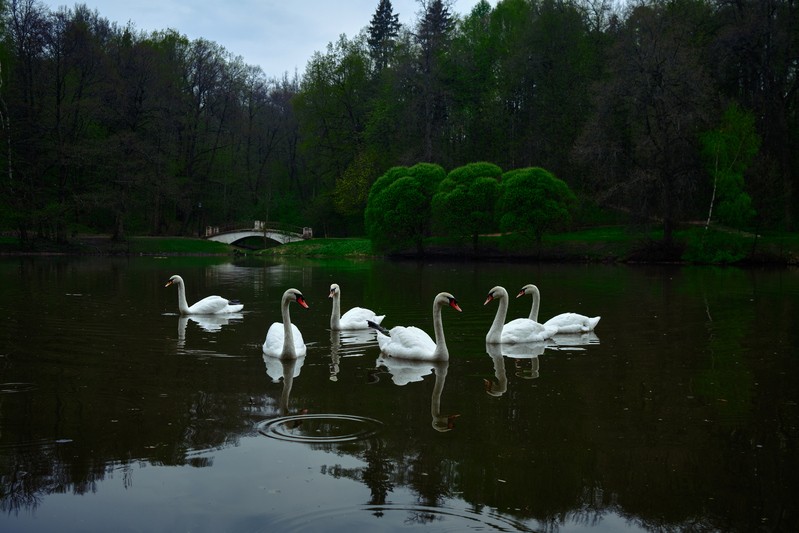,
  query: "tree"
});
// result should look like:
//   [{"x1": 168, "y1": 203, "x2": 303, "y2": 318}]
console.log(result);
[
  {"x1": 496, "y1": 167, "x2": 576, "y2": 244},
  {"x1": 446, "y1": 0, "x2": 500, "y2": 165},
  {"x1": 416, "y1": 0, "x2": 454, "y2": 161},
  {"x1": 431, "y1": 162, "x2": 501, "y2": 251},
  {"x1": 709, "y1": 0, "x2": 799, "y2": 230},
  {"x1": 700, "y1": 103, "x2": 760, "y2": 230},
  {"x1": 367, "y1": 0, "x2": 401, "y2": 72},
  {"x1": 364, "y1": 162, "x2": 446, "y2": 252},
  {"x1": 574, "y1": 1, "x2": 715, "y2": 244},
  {"x1": 294, "y1": 36, "x2": 371, "y2": 214}
]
